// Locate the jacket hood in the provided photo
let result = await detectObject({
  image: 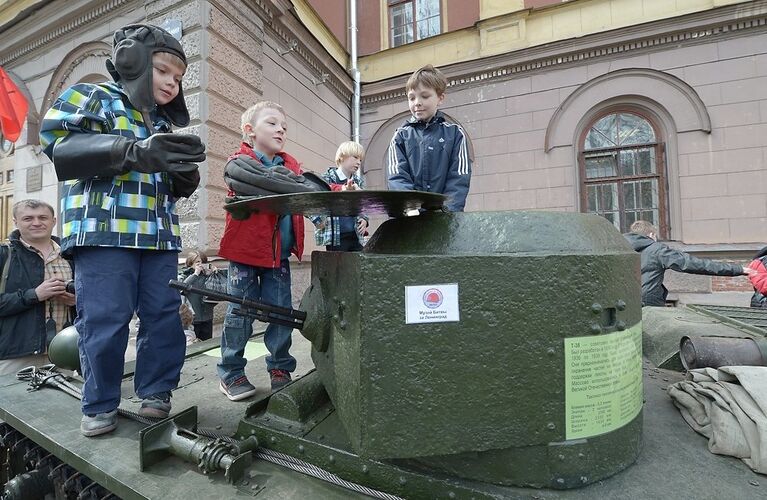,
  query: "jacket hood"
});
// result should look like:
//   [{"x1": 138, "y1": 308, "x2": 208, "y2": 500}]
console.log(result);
[
  {"x1": 624, "y1": 232, "x2": 655, "y2": 252},
  {"x1": 105, "y1": 24, "x2": 189, "y2": 127}
]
